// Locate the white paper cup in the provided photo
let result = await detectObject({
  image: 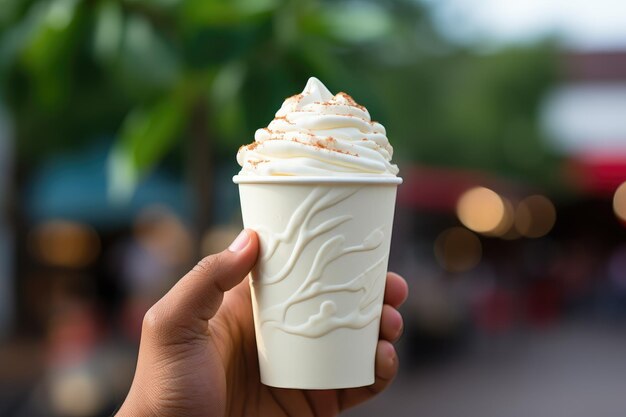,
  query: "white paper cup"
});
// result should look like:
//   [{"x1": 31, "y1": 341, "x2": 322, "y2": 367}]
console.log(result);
[{"x1": 233, "y1": 175, "x2": 402, "y2": 389}]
